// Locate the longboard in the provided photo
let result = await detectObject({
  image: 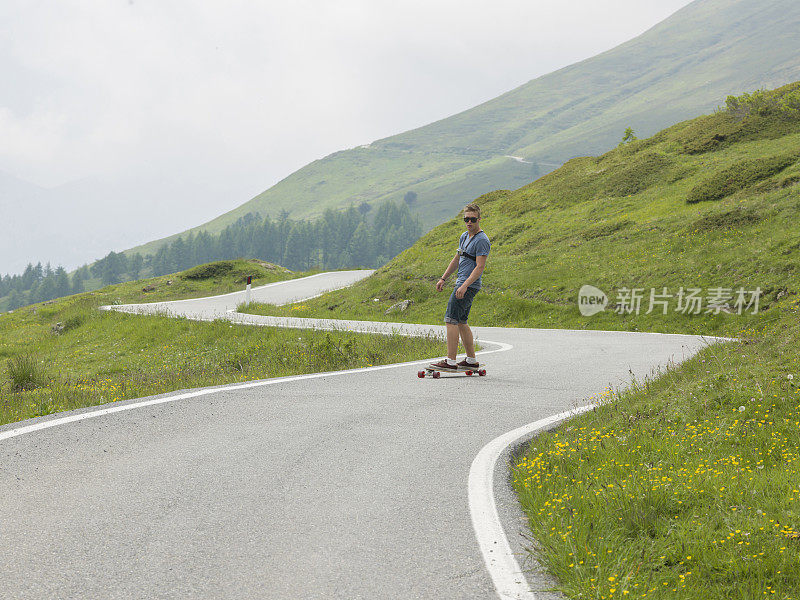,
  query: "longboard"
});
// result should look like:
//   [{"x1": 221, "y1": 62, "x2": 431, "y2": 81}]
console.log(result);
[{"x1": 418, "y1": 366, "x2": 487, "y2": 379}]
